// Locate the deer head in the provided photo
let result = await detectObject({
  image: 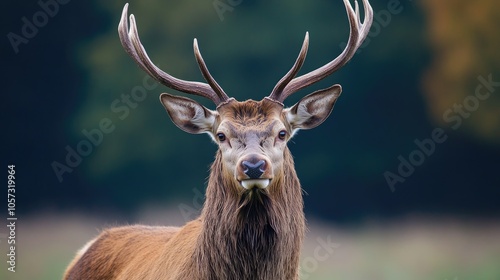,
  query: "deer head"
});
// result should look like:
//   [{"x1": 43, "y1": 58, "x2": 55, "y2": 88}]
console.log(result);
[{"x1": 118, "y1": 0, "x2": 372, "y2": 194}]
